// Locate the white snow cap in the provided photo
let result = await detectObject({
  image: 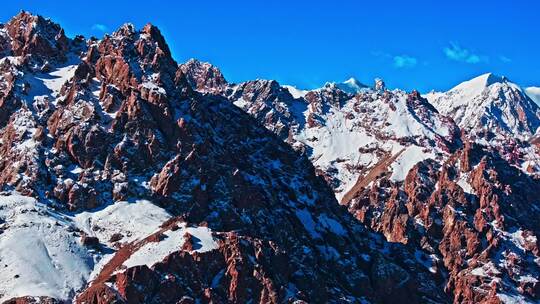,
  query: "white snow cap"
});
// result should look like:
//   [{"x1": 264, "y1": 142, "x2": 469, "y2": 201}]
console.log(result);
[
  {"x1": 525, "y1": 87, "x2": 540, "y2": 106},
  {"x1": 336, "y1": 77, "x2": 368, "y2": 94},
  {"x1": 449, "y1": 73, "x2": 510, "y2": 96}
]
